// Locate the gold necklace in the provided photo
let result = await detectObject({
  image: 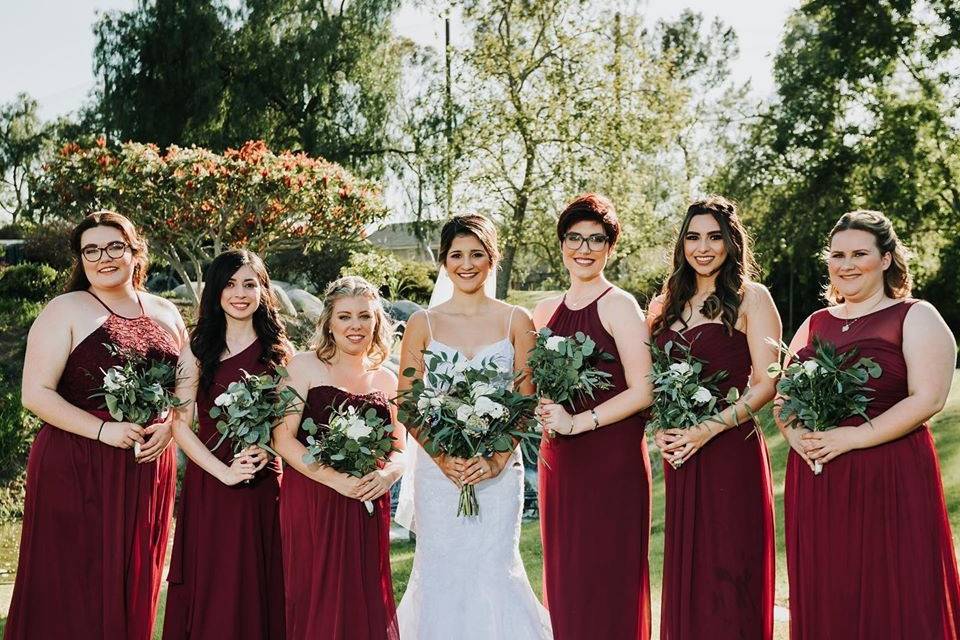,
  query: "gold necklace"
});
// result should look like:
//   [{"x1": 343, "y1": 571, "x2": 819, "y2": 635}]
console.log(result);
[
  {"x1": 566, "y1": 284, "x2": 607, "y2": 309},
  {"x1": 841, "y1": 295, "x2": 886, "y2": 332}
]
